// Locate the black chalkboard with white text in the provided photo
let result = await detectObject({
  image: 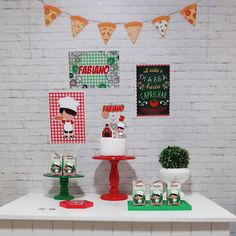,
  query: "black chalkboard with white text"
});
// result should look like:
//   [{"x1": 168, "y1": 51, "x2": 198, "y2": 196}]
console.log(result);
[{"x1": 136, "y1": 65, "x2": 170, "y2": 116}]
